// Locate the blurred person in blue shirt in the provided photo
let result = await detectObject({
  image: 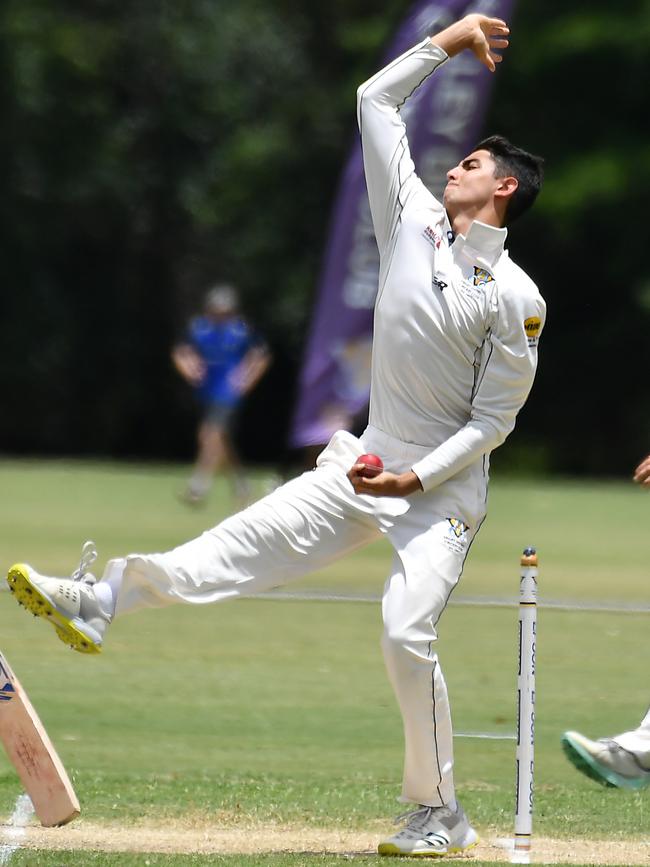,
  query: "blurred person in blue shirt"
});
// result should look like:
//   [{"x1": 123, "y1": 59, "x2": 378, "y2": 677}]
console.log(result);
[{"x1": 172, "y1": 284, "x2": 271, "y2": 507}]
